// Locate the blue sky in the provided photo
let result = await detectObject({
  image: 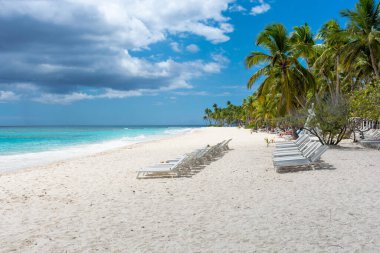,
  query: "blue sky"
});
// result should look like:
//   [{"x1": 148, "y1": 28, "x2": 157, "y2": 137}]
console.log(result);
[{"x1": 0, "y1": 0, "x2": 358, "y2": 125}]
